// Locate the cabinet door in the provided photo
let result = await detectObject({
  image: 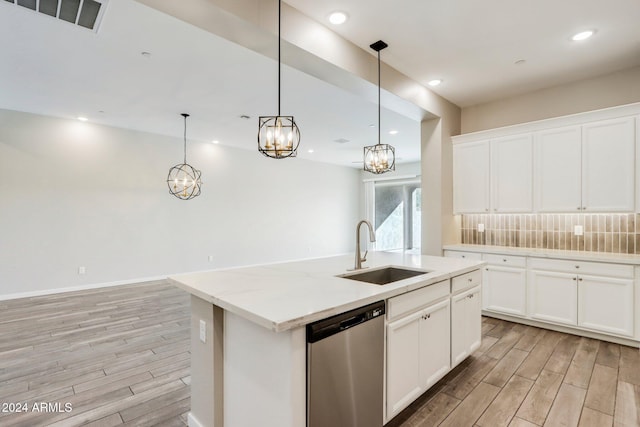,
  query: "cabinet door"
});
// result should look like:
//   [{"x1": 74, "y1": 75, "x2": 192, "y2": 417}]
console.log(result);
[
  {"x1": 578, "y1": 275, "x2": 634, "y2": 337},
  {"x1": 528, "y1": 270, "x2": 577, "y2": 326},
  {"x1": 484, "y1": 266, "x2": 527, "y2": 316},
  {"x1": 453, "y1": 141, "x2": 490, "y2": 213},
  {"x1": 386, "y1": 310, "x2": 423, "y2": 419},
  {"x1": 582, "y1": 117, "x2": 635, "y2": 212},
  {"x1": 534, "y1": 126, "x2": 582, "y2": 212},
  {"x1": 420, "y1": 299, "x2": 451, "y2": 388},
  {"x1": 451, "y1": 286, "x2": 481, "y2": 368},
  {"x1": 491, "y1": 134, "x2": 533, "y2": 212}
]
